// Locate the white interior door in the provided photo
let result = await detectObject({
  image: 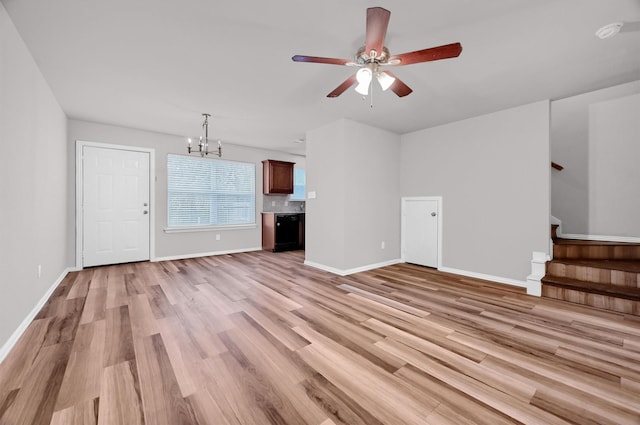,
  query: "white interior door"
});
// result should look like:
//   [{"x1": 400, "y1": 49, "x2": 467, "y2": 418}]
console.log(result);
[
  {"x1": 402, "y1": 197, "x2": 440, "y2": 268},
  {"x1": 83, "y1": 146, "x2": 150, "y2": 267}
]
